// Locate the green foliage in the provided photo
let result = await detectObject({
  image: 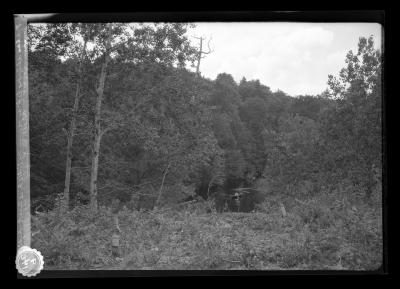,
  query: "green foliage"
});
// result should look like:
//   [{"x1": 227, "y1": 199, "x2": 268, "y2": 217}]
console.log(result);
[
  {"x1": 290, "y1": 95, "x2": 330, "y2": 121},
  {"x1": 29, "y1": 24, "x2": 382, "y2": 209},
  {"x1": 28, "y1": 23, "x2": 206, "y2": 208},
  {"x1": 323, "y1": 36, "x2": 382, "y2": 199},
  {"x1": 263, "y1": 114, "x2": 322, "y2": 195},
  {"x1": 238, "y1": 77, "x2": 272, "y2": 101},
  {"x1": 209, "y1": 73, "x2": 241, "y2": 113}
]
